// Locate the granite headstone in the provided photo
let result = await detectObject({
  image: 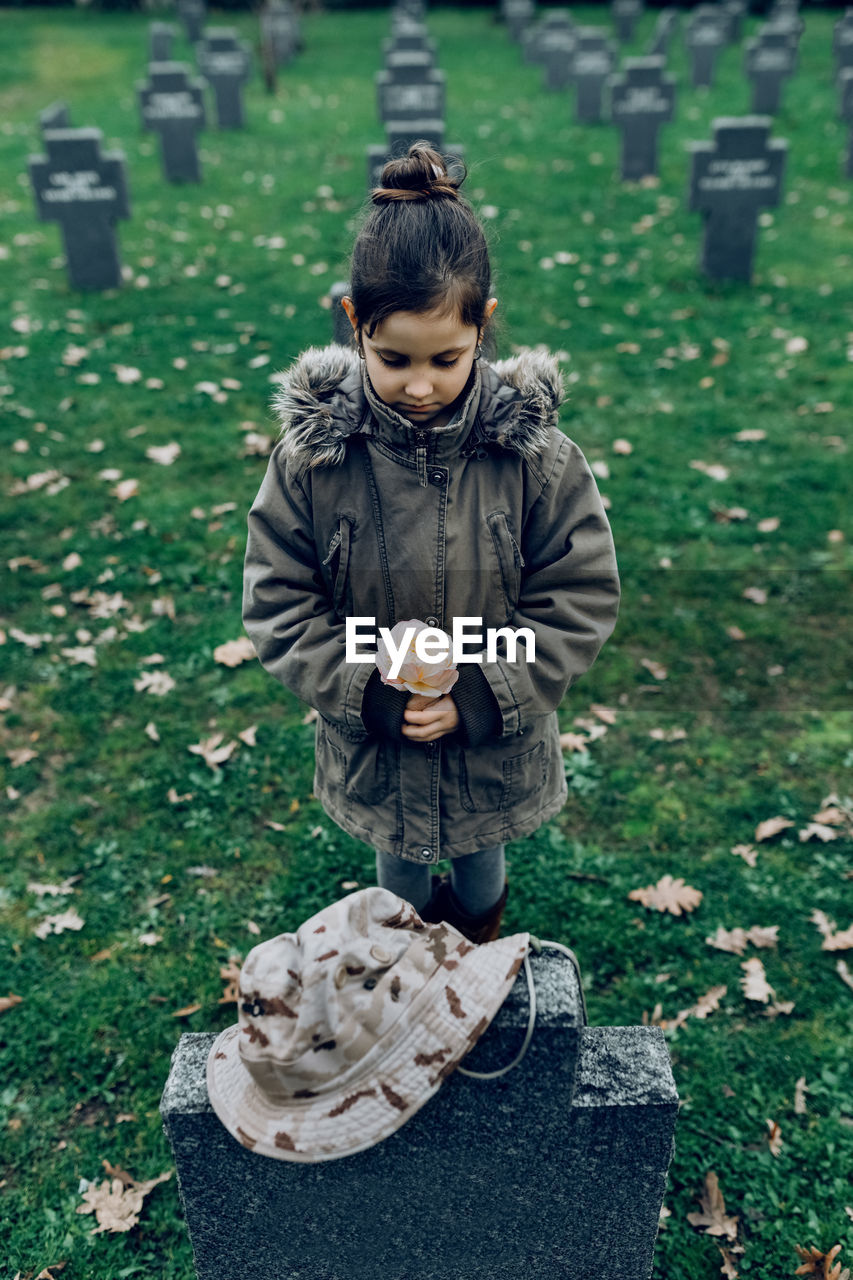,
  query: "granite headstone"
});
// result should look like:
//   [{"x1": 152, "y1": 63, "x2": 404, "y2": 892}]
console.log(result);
[
  {"x1": 834, "y1": 9, "x2": 853, "y2": 76},
  {"x1": 178, "y1": 0, "x2": 206, "y2": 46},
  {"x1": 504, "y1": 0, "x2": 535, "y2": 43},
  {"x1": 196, "y1": 29, "x2": 252, "y2": 129},
  {"x1": 161, "y1": 947, "x2": 678, "y2": 1280},
  {"x1": 572, "y1": 28, "x2": 617, "y2": 123},
  {"x1": 522, "y1": 10, "x2": 576, "y2": 67},
  {"x1": 610, "y1": 56, "x2": 676, "y2": 181},
  {"x1": 613, "y1": 0, "x2": 643, "y2": 46},
  {"x1": 840, "y1": 67, "x2": 853, "y2": 177},
  {"x1": 138, "y1": 62, "x2": 207, "y2": 183},
  {"x1": 688, "y1": 115, "x2": 788, "y2": 281},
  {"x1": 646, "y1": 8, "x2": 678, "y2": 58},
  {"x1": 149, "y1": 22, "x2": 176, "y2": 63},
  {"x1": 28, "y1": 127, "x2": 130, "y2": 291},
  {"x1": 745, "y1": 27, "x2": 798, "y2": 114},
  {"x1": 39, "y1": 101, "x2": 71, "y2": 133},
  {"x1": 260, "y1": 1, "x2": 300, "y2": 69},
  {"x1": 541, "y1": 27, "x2": 577, "y2": 92},
  {"x1": 685, "y1": 7, "x2": 727, "y2": 89}
]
